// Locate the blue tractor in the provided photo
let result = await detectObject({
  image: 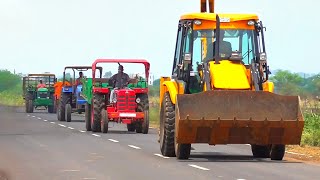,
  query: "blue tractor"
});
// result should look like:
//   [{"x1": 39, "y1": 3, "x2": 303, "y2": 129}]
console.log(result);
[{"x1": 57, "y1": 66, "x2": 103, "y2": 122}]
